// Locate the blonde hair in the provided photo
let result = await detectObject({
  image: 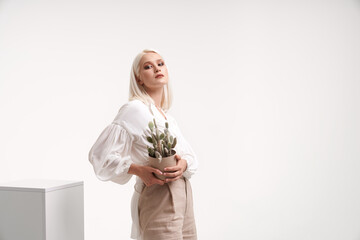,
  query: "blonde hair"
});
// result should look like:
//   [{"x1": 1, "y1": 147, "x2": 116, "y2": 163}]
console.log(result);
[{"x1": 128, "y1": 49, "x2": 173, "y2": 112}]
